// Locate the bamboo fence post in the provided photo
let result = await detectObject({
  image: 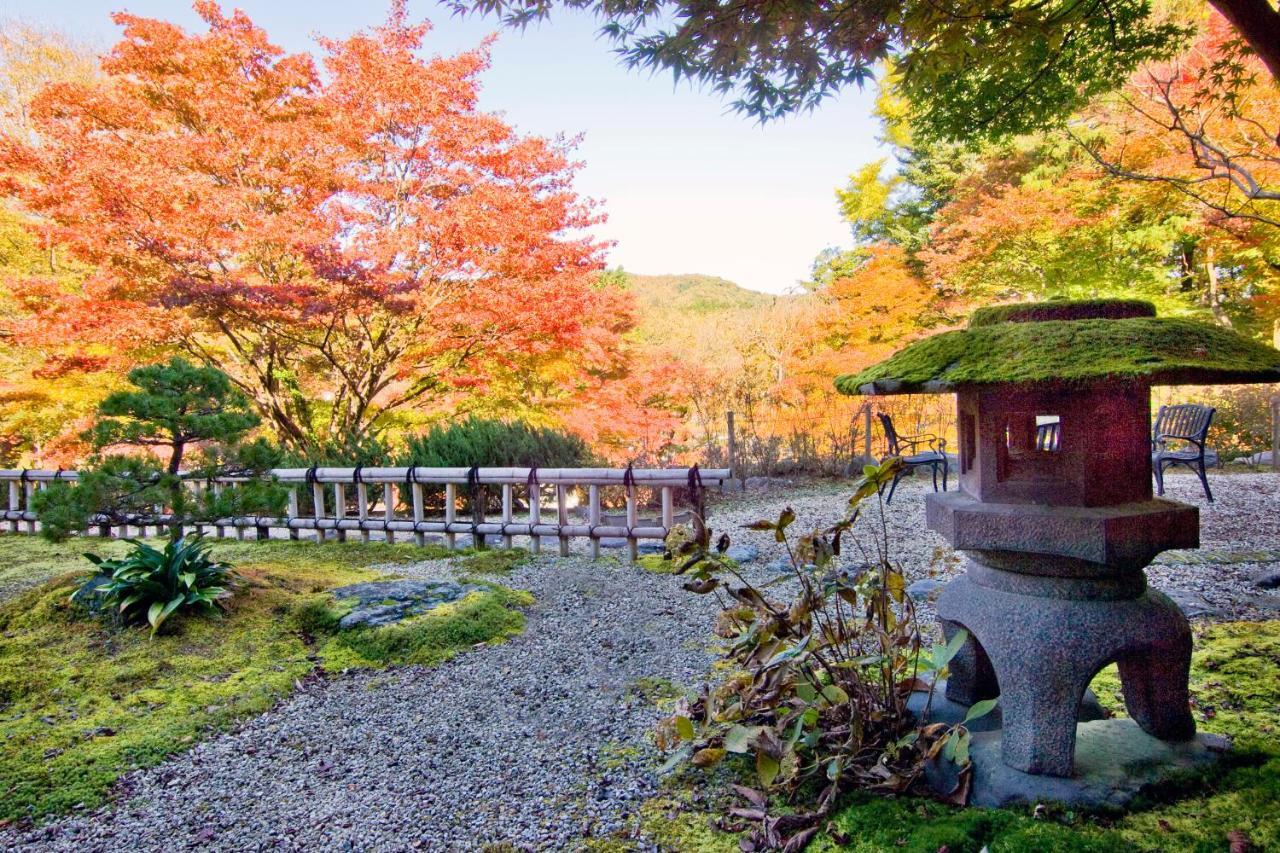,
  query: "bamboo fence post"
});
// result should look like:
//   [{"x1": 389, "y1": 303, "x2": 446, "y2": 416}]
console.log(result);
[
  {"x1": 356, "y1": 480, "x2": 369, "y2": 543},
  {"x1": 726, "y1": 411, "x2": 737, "y2": 485},
  {"x1": 412, "y1": 479, "x2": 425, "y2": 548},
  {"x1": 333, "y1": 483, "x2": 347, "y2": 543},
  {"x1": 626, "y1": 483, "x2": 638, "y2": 563},
  {"x1": 383, "y1": 483, "x2": 397, "y2": 544},
  {"x1": 863, "y1": 404, "x2": 874, "y2": 463},
  {"x1": 444, "y1": 483, "x2": 457, "y2": 550},
  {"x1": 311, "y1": 480, "x2": 326, "y2": 543},
  {"x1": 660, "y1": 486, "x2": 674, "y2": 530},
  {"x1": 556, "y1": 485, "x2": 570, "y2": 557},
  {"x1": 7, "y1": 479, "x2": 18, "y2": 533},
  {"x1": 287, "y1": 488, "x2": 300, "y2": 541},
  {"x1": 588, "y1": 484, "x2": 600, "y2": 560},
  {"x1": 23, "y1": 479, "x2": 35, "y2": 535},
  {"x1": 213, "y1": 481, "x2": 226, "y2": 538},
  {"x1": 501, "y1": 483, "x2": 513, "y2": 549},
  {"x1": 528, "y1": 484, "x2": 542, "y2": 555},
  {"x1": 1271, "y1": 395, "x2": 1279, "y2": 473}
]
